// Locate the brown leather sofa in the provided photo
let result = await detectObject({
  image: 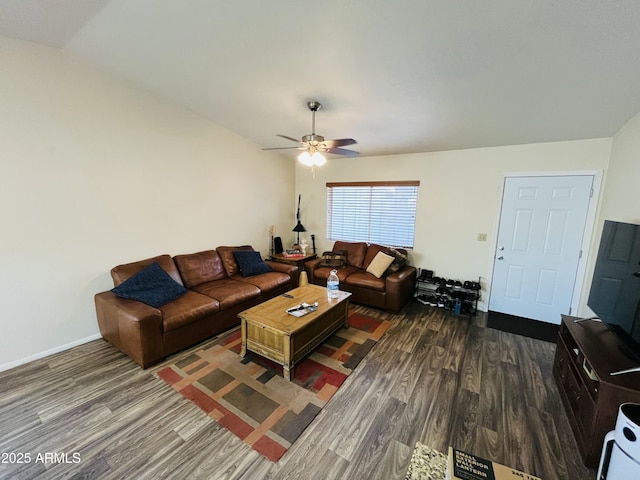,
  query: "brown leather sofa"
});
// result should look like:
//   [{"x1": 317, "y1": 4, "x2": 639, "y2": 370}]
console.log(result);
[
  {"x1": 305, "y1": 241, "x2": 417, "y2": 313},
  {"x1": 94, "y1": 246, "x2": 297, "y2": 368}
]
